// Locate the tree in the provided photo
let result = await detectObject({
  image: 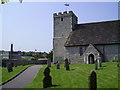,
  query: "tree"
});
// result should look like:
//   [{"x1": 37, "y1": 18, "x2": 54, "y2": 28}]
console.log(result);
[
  {"x1": 1, "y1": 0, "x2": 23, "y2": 4},
  {"x1": 46, "y1": 50, "x2": 53, "y2": 62}
]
